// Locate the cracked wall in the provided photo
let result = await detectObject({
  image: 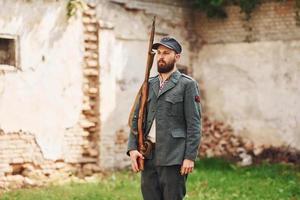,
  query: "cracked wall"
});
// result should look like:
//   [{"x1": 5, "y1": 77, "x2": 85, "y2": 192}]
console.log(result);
[
  {"x1": 0, "y1": 0, "x2": 84, "y2": 160},
  {"x1": 96, "y1": 0, "x2": 300, "y2": 170},
  {"x1": 0, "y1": 0, "x2": 101, "y2": 188},
  {"x1": 193, "y1": 0, "x2": 300, "y2": 149}
]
